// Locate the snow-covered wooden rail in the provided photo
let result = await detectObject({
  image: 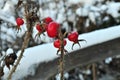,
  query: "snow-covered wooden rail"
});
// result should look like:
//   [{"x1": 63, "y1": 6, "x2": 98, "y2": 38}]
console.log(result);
[
  {"x1": 25, "y1": 37, "x2": 120, "y2": 80},
  {"x1": 2, "y1": 25, "x2": 120, "y2": 80}
]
